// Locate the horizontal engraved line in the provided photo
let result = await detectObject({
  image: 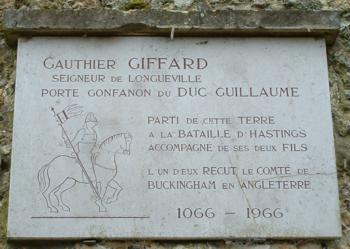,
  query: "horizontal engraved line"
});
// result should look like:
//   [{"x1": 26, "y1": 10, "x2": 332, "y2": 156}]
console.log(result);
[
  {"x1": 31, "y1": 216, "x2": 150, "y2": 219},
  {"x1": 225, "y1": 212, "x2": 236, "y2": 215}
]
